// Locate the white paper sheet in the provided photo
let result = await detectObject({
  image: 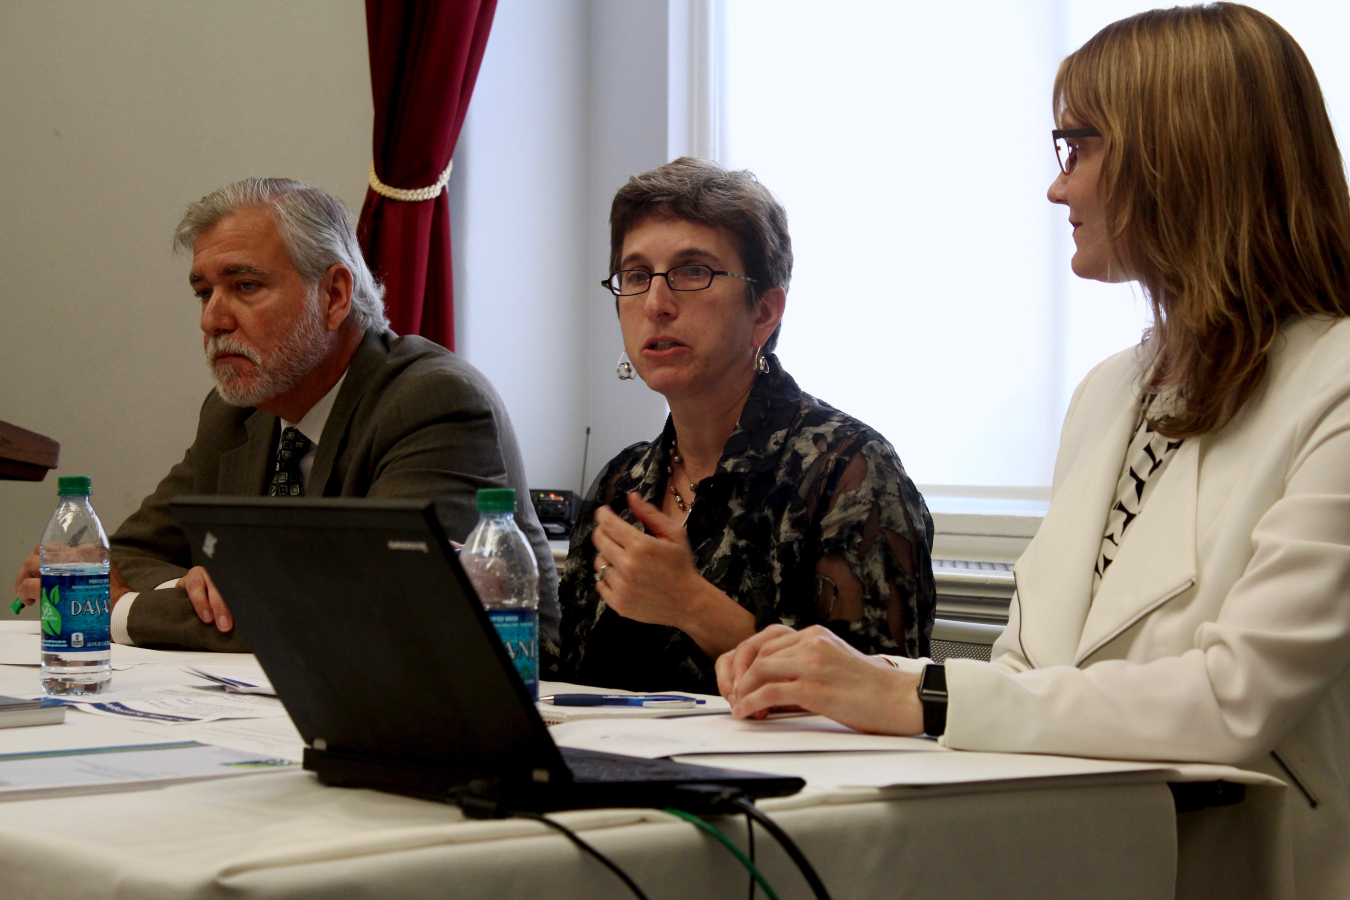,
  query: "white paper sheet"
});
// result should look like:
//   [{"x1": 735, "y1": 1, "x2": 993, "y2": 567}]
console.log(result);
[
  {"x1": 670, "y1": 750, "x2": 1162, "y2": 789},
  {"x1": 53, "y1": 687, "x2": 288, "y2": 724},
  {"x1": 548, "y1": 712, "x2": 941, "y2": 758},
  {"x1": 0, "y1": 740, "x2": 296, "y2": 800},
  {"x1": 110, "y1": 644, "x2": 235, "y2": 670},
  {"x1": 183, "y1": 663, "x2": 276, "y2": 695},
  {"x1": 129, "y1": 716, "x2": 307, "y2": 761},
  {"x1": 0, "y1": 628, "x2": 215, "y2": 671},
  {"x1": 667, "y1": 750, "x2": 1287, "y2": 791},
  {"x1": 0, "y1": 629, "x2": 41, "y2": 667}
]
